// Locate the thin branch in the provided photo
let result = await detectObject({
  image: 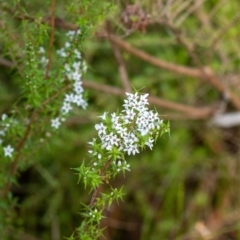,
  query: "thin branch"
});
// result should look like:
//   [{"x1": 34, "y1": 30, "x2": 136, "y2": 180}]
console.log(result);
[
  {"x1": 82, "y1": 80, "x2": 215, "y2": 118},
  {"x1": 108, "y1": 35, "x2": 240, "y2": 110},
  {"x1": 163, "y1": 21, "x2": 202, "y2": 67},
  {"x1": 5, "y1": 2, "x2": 240, "y2": 109},
  {"x1": 171, "y1": 0, "x2": 193, "y2": 22},
  {"x1": 175, "y1": 0, "x2": 208, "y2": 26},
  {"x1": 0, "y1": 57, "x2": 15, "y2": 68},
  {"x1": 106, "y1": 22, "x2": 131, "y2": 92},
  {"x1": 89, "y1": 159, "x2": 112, "y2": 208},
  {"x1": 109, "y1": 35, "x2": 202, "y2": 78}
]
